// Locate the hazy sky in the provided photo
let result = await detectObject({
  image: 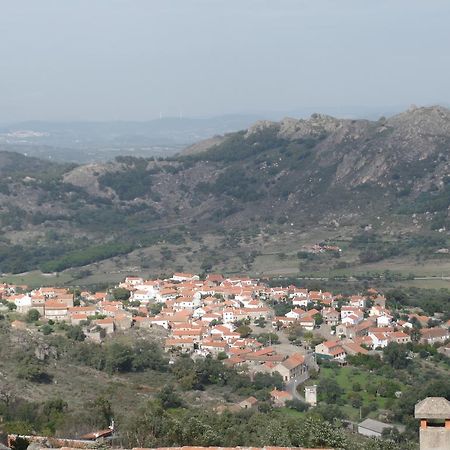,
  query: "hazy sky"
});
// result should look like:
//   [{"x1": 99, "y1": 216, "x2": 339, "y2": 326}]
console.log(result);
[{"x1": 1, "y1": 0, "x2": 450, "y2": 121}]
